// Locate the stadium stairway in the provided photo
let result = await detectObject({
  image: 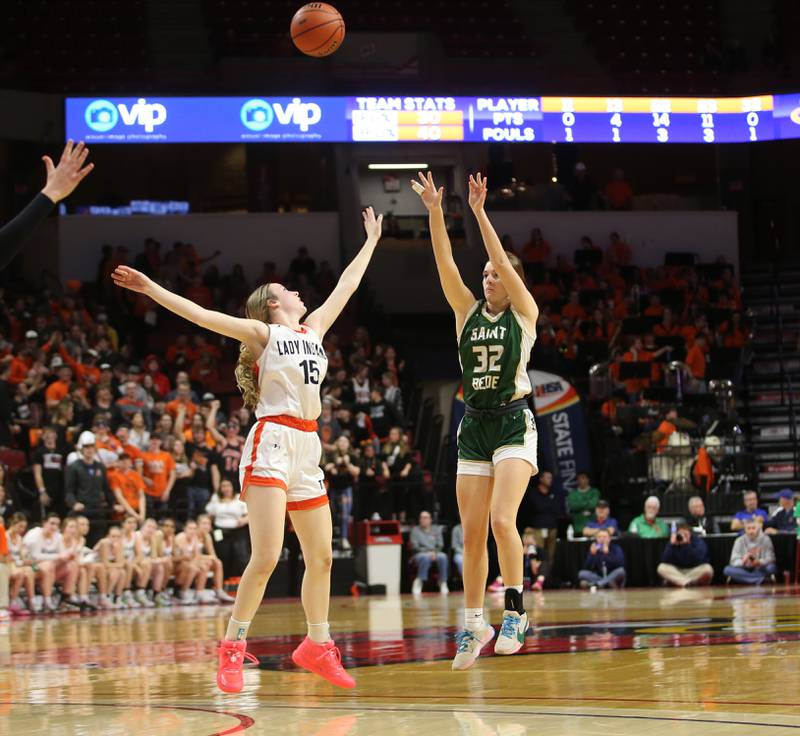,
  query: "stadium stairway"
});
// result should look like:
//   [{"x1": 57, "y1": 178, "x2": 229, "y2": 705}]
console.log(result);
[{"x1": 740, "y1": 264, "x2": 800, "y2": 500}]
